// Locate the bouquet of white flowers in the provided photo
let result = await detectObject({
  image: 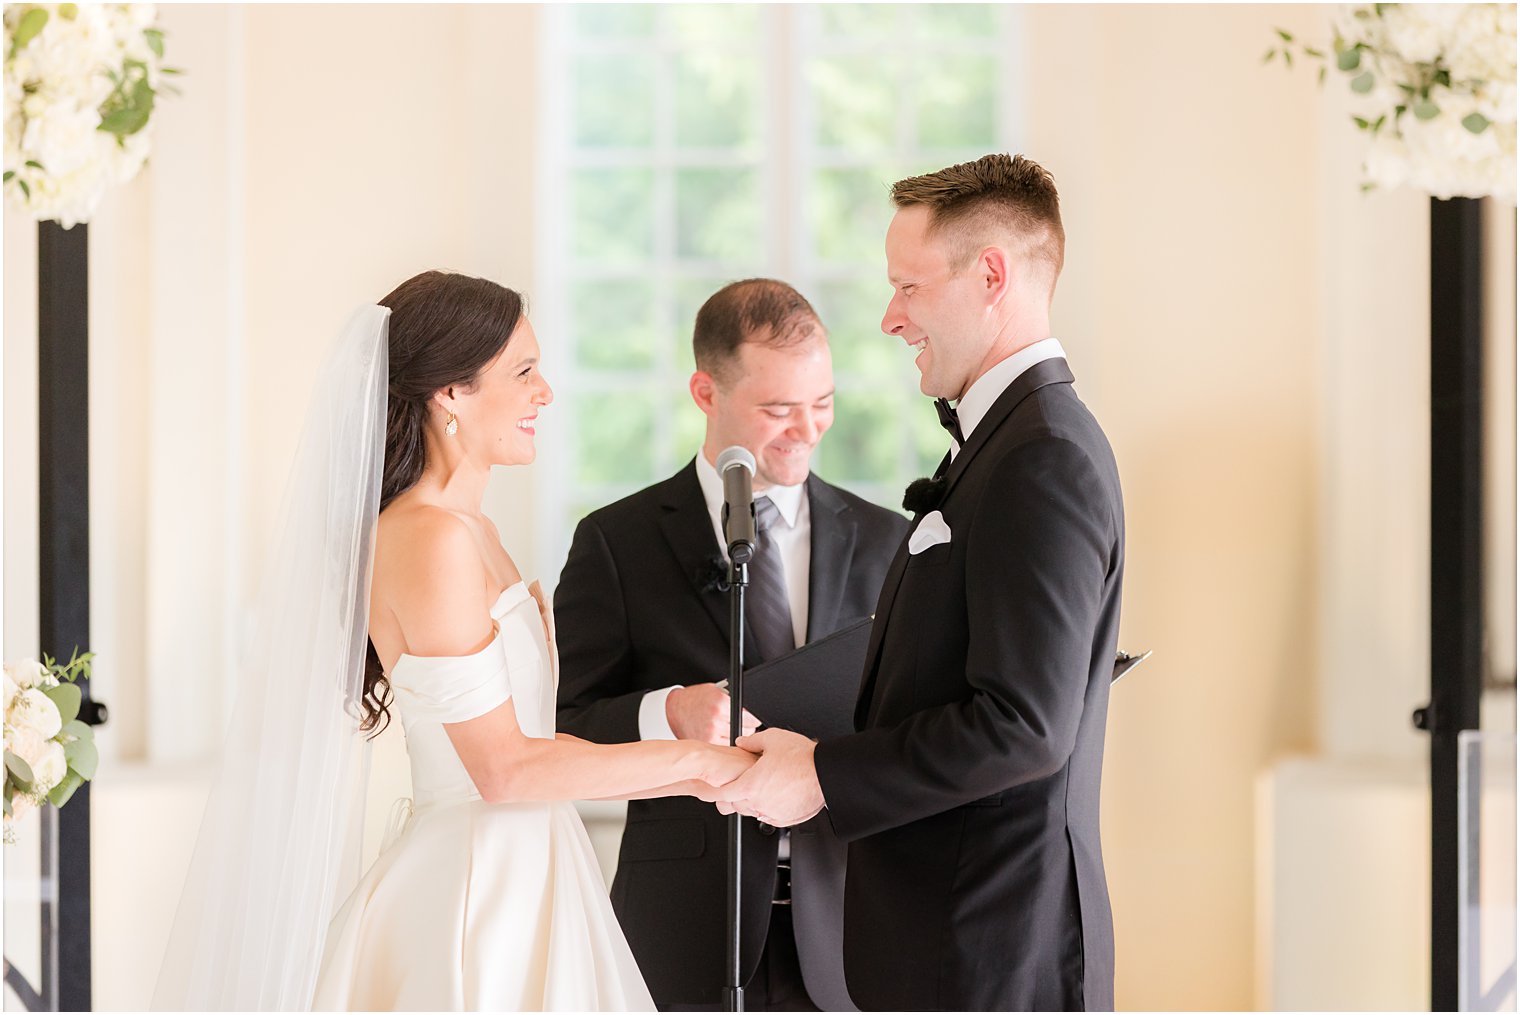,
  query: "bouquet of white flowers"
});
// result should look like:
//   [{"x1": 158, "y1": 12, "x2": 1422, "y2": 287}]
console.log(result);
[
  {"x1": 4, "y1": 651, "x2": 98, "y2": 844},
  {"x1": 1269, "y1": 4, "x2": 1517, "y2": 202},
  {"x1": 3, "y1": 3, "x2": 179, "y2": 228}
]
